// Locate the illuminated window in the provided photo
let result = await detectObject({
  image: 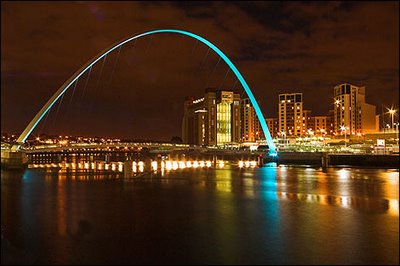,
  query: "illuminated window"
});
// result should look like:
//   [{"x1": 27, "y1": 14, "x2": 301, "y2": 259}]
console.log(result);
[{"x1": 217, "y1": 101, "x2": 231, "y2": 144}]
